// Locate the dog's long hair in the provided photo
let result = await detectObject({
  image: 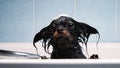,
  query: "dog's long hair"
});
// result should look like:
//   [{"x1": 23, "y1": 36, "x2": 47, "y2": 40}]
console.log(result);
[{"x1": 33, "y1": 16, "x2": 100, "y2": 55}]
